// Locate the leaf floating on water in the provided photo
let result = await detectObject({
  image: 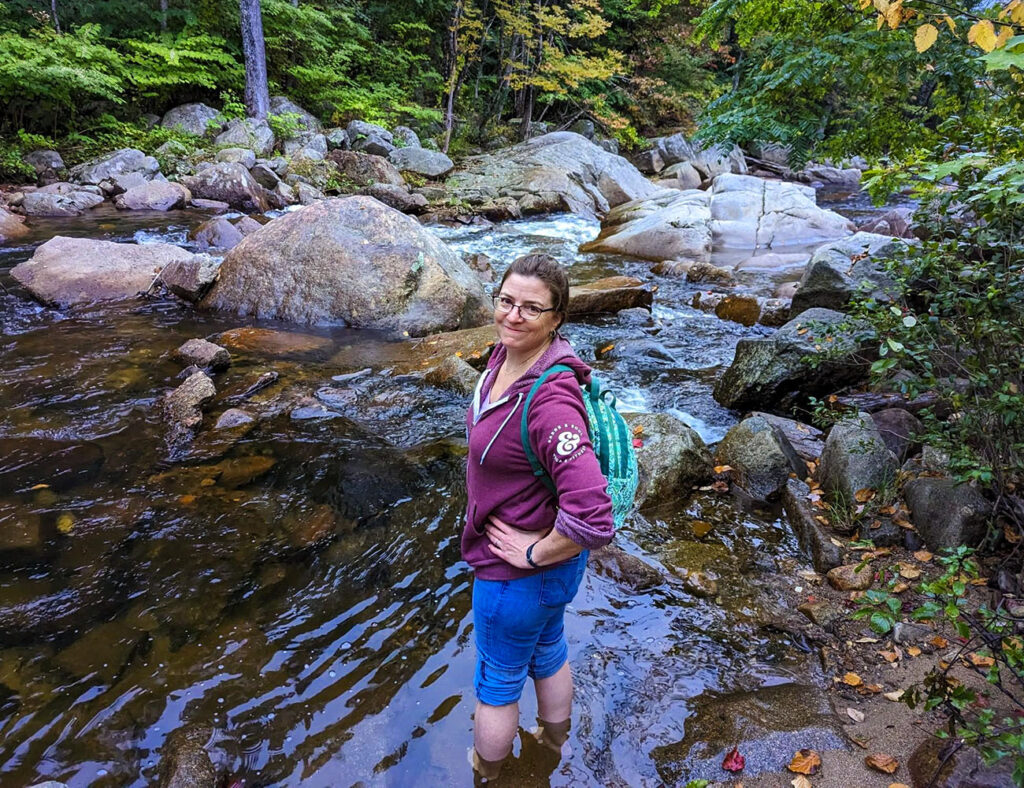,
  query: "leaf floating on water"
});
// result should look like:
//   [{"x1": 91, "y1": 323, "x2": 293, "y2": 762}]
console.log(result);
[
  {"x1": 56, "y1": 513, "x2": 75, "y2": 535},
  {"x1": 787, "y1": 749, "x2": 821, "y2": 775},
  {"x1": 722, "y1": 746, "x2": 745, "y2": 772},
  {"x1": 847, "y1": 707, "x2": 865, "y2": 723},
  {"x1": 599, "y1": 343, "x2": 615, "y2": 355},
  {"x1": 865, "y1": 753, "x2": 899, "y2": 774},
  {"x1": 30, "y1": 483, "x2": 50, "y2": 490}
]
